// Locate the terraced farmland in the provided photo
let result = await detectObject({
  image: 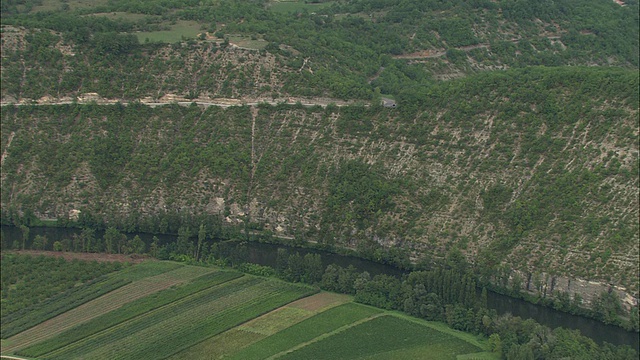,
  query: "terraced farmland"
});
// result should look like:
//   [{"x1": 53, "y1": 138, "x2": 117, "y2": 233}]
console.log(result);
[{"x1": 2, "y1": 259, "x2": 490, "y2": 360}]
